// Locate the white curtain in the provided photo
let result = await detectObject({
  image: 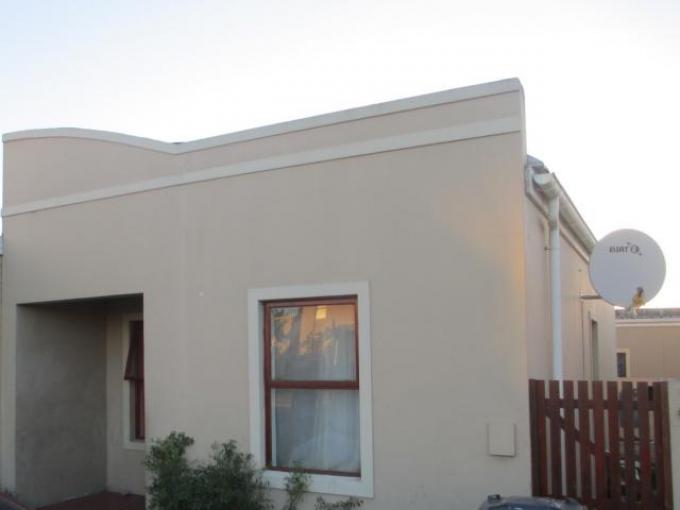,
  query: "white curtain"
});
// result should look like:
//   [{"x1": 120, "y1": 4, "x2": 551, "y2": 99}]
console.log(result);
[
  {"x1": 271, "y1": 306, "x2": 360, "y2": 473},
  {"x1": 274, "y1": 389, "x2": 360, "y2": 472}
]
